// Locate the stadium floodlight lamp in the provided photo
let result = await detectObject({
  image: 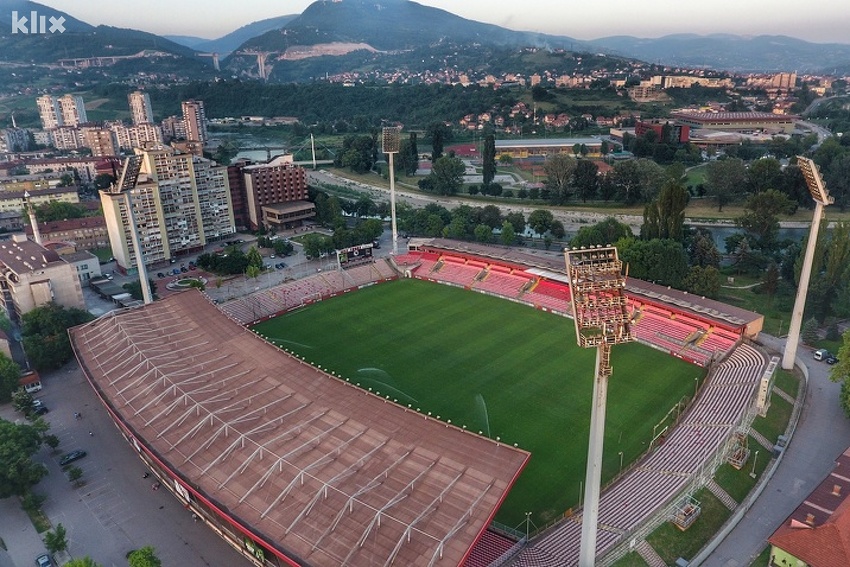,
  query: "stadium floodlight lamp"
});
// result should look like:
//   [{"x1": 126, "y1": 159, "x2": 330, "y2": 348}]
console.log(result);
[
  {"x1": 382, "y1": 126, "x2": 401, "y2": 155},
  {"x1": 797, "y1": 156, "x2": 833, "y2": 206},
  {"x1": 382, "y1": 126, "x2": 402, "y2": 255},
  {"x1": 564, "y1": 245, "x2": 632, "y2": 567},
  {"x1": 782, "y1": 156, "x2": 833, "y2": 370}
]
